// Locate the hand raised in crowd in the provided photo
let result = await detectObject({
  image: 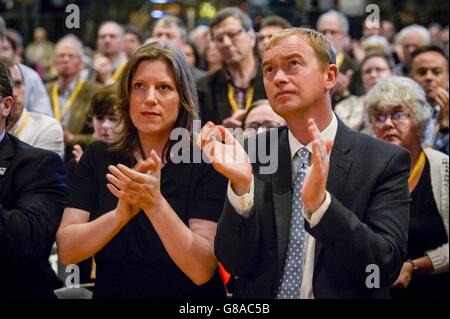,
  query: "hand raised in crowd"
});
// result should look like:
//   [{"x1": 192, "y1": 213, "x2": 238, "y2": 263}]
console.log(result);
[
  {"x1": 301, "y1": 119, "x2": 334, "y2": 213},
  {"x1": 436, "y1": 86, "x2": 449, "y2": 128},
  {"x1": 198, "y1": 122, "x2": 252, "y2": 196},
  {"x1": 93, "y1": 55, "x2": 114, "y2": 85},
  {"x1": 62, "y1": 125, "x2": 75, "y2": 144},
  {"x1": 72, "y1": 144, "x2": 84, "y2": 162},
  {"x1": 106, "y1": 150, "x2": 165, "y2": 217},
  {"x1": 222, "y1": 109, "x2": 247, "y2": 129}
]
